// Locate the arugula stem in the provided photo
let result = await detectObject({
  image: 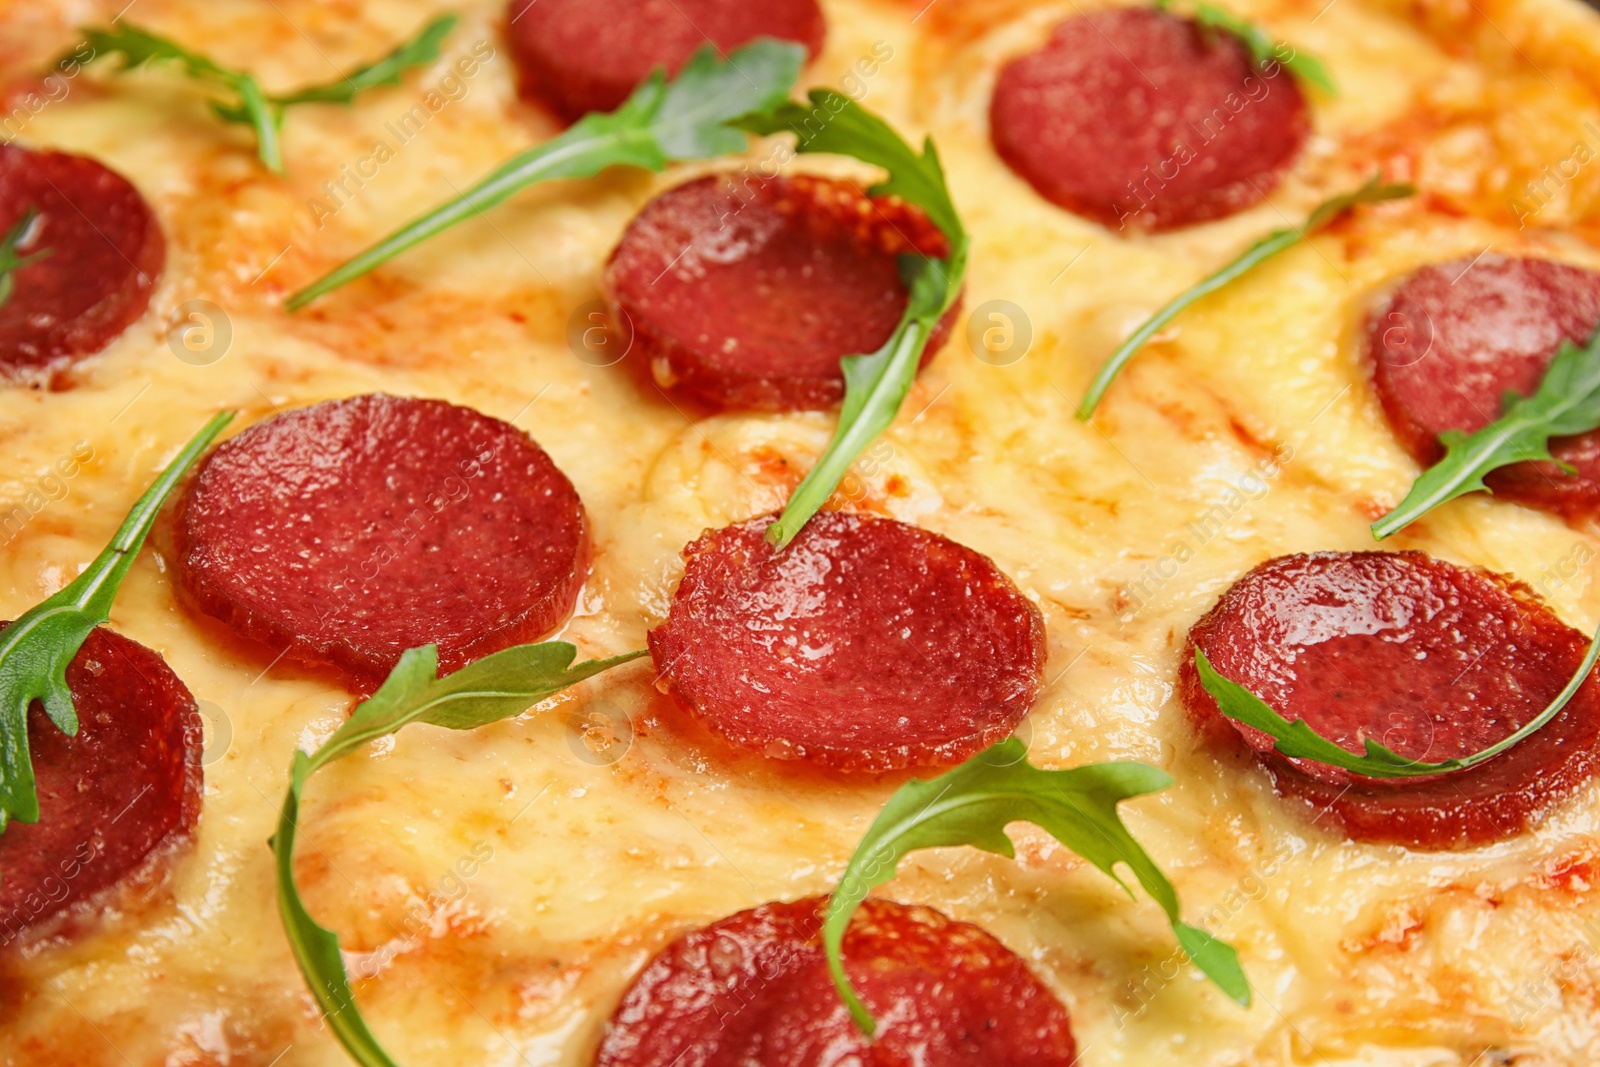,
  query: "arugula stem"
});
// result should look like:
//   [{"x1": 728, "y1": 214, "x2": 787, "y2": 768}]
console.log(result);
[
  {"x1": 764, "y1": 309, "x2": 931, "y2": 549},
  {"x1": 284, "y1": 39, "x2": 805, "y2": 310},
  {"x1": 1076, "y1": 177, "x2": 1412, "y2": 421},
  {"x1": 286, "y1": 131, "x2": 644, "y2": 310},
  {"x1": 273, "y1": 642, "x2": 644, "y2": 1067},
  {"x1": 0, "y1": 411, "x2": 233, "y2": 830},
  {"x1": 234, "y1": 75, "x2": 283, "y2": 174},
  {"x1": 80, "y1": 17, "x2": 457, "y2": 174},
  {"x1": 1195, "y1": 614, "x2": 1600, "y2": 778},
  {"x1": 821, "y1": 738, "x2": 1249, "y2": 1035},
  {"x1": 1370, "y1": 327, "x2": 1600, "y2": 539},
  {"x1": 1075, "y1": 230, "x2": 1292, "y2": 420}
]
